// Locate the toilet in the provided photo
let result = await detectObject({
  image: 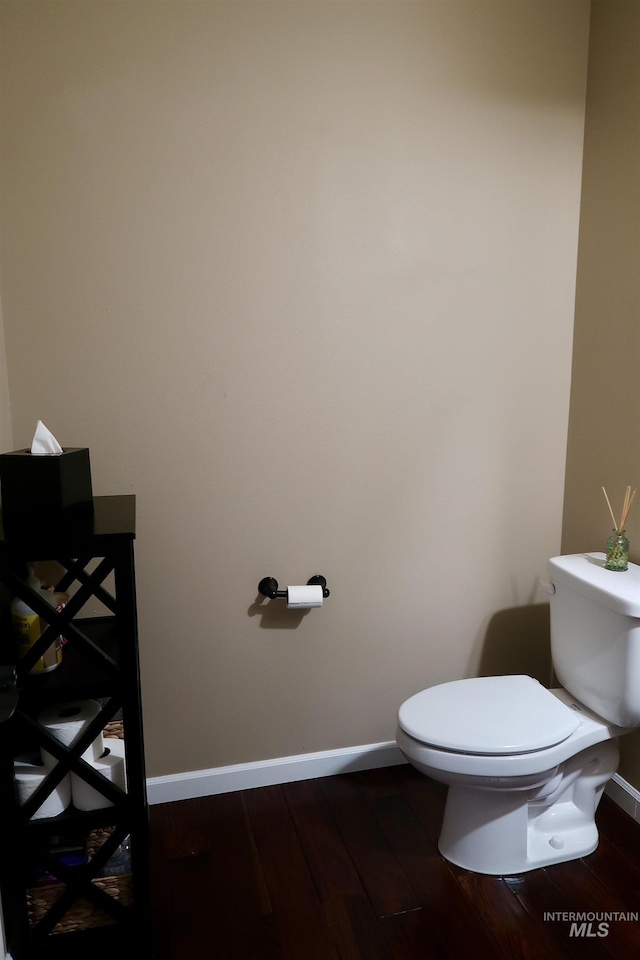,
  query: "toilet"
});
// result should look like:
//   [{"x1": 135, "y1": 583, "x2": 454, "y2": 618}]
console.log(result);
[{"x1": 396, "y1": 553, "x2": 640, "y2": 875}]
